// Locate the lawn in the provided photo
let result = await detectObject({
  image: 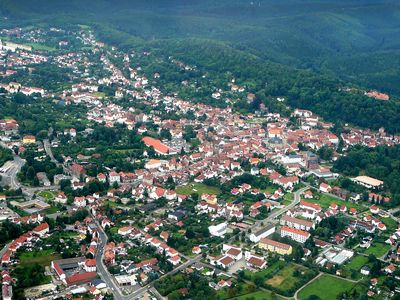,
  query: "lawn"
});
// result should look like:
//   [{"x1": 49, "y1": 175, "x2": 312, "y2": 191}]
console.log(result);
[
  {"x1": 217, "y1": 283, "x2": 282, "y2": 300},
  {"x1": 27, "y1": 42, "x2": 56, "y2": 52},
  {"x1": 363, "y1": 242, "x2": 391, "y2": 257},
  {"x1": 44, "y1": 206, "x2": 60, "y2": 214},
  {"x1": 381, "y1": 217, "x2": 398, "y2": 231},
  {"x1": 282, "y1": 193, "x2": 294, "y2": 206},
  {"x1": 235, "y1": 290, "x2": 283, "y2": 300},
  {"x1": 298, "y1": 275, "x2": 357, "y2": 300},
  {"x1": 176, "y1": 183, "x2": 220, "y2": 196},
  {"x1": 37, "y1": 190, "x2": 56, "y2": 200},
  {"x1": 344, "y1": 255, "x2": 368, "y2": 272},
  {"x1": 19, "y1": 249, "x2": 61, "y2": 267},
  {"x1": 307, "y1": 193, "x2": 365, "y2": 212}
]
